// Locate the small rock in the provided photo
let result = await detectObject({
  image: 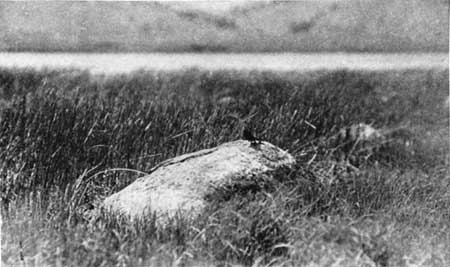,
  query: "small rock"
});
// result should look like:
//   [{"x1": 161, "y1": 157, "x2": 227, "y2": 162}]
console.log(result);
[
  {"x1": 216, "y1": 96, "x2": 236, "y2": 105},
  {"x1": 339, "y1": 123, "x2": 384, "y2": 143},
  {"x1": 103, "y1": 140, "x2": 295, "y2": 221}
]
